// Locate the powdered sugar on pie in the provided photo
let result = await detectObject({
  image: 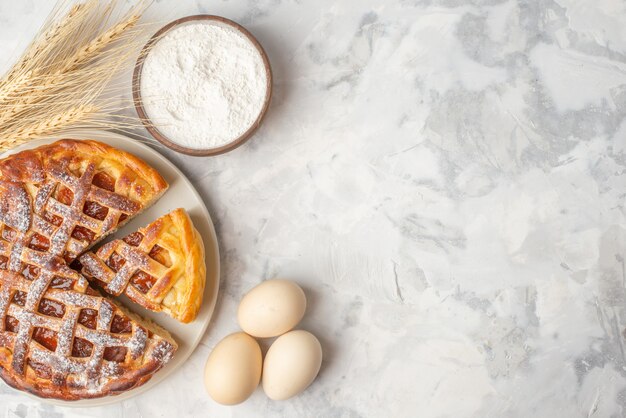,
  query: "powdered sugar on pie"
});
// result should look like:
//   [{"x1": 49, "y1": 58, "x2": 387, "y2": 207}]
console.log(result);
[{"x1": 0, "y1": 140, "x2": 175, "y2": 401}]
